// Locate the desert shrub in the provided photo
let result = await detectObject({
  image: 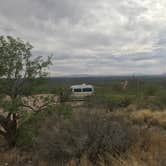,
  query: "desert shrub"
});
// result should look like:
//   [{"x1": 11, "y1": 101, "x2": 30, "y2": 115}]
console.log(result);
[
  {"x1": 36, "y1": 109, "x2": 137, "y2": 164},
  {"x1": 16, "y1": 112, "x2": 48, "y2": 148},
  {"x1": 86, "y1": 95, "x2": 134, "y2": 111},
  {"x1": 66, "y1": 126, "x2": 166, "y2": 166},
  {"x1": 16, "y1": 104, "x2": 73, "y2": 148},
  {"x1": 57, "y1": 88, "x2": 71, "y2": 103},
  {"x1": 105, "y1": 95, "x2": 134, "y2": 110},
  {"x1": 142, "y1": 85, "x2": 158, "y2": 96},
  {"x1": 134, "y1": 94, "x2": 166, "y2": 110},
  {"x1": 16, "y1": 121, "x2": 38, "y2": 148}
]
